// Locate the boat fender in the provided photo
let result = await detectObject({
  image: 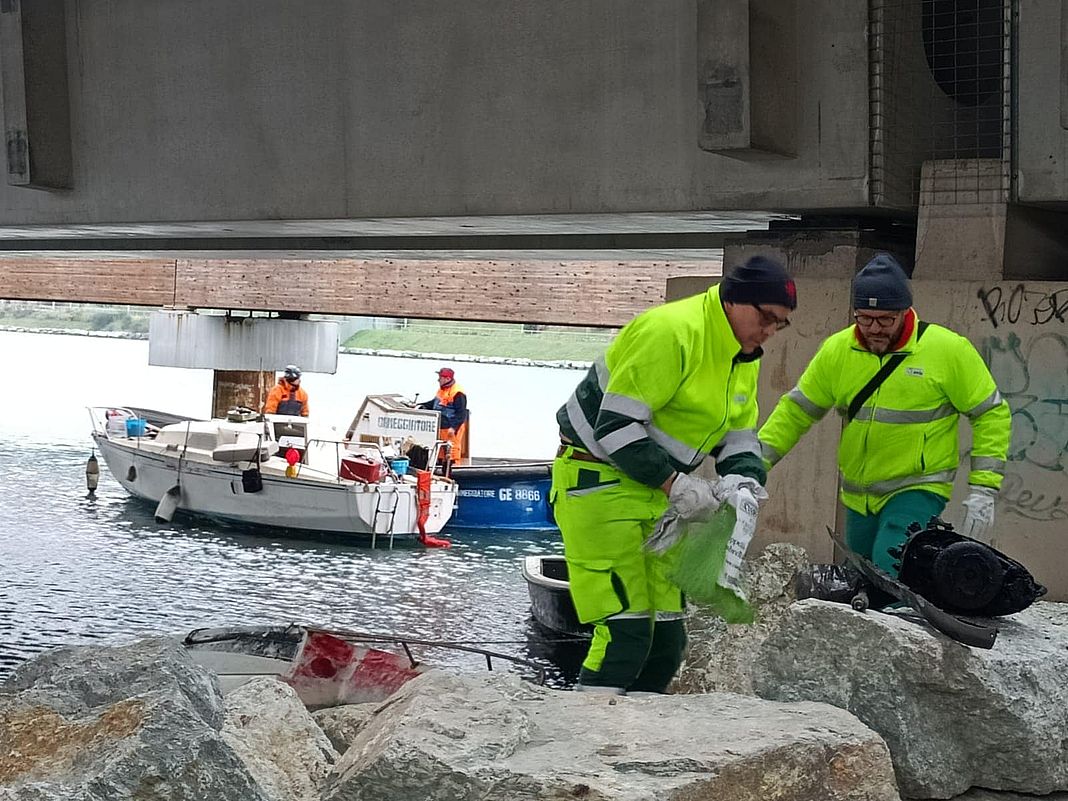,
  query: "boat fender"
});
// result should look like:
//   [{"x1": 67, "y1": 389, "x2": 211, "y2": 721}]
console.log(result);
[
  {"x1": 85, "y1": 453, "x2": 100, "y2": 494},
  {"x1": 415, "y1": 469, "x2": 451, "y2": 548},
  {"x1": 241, "y1": 468, "x2": 264, "y2": 494},
  {"x1": 155, "y1": 485, "x2": 181, "y2": 523},
  {"x1": 126, "y1": 465, "x2": 137, "y2": 482}
]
